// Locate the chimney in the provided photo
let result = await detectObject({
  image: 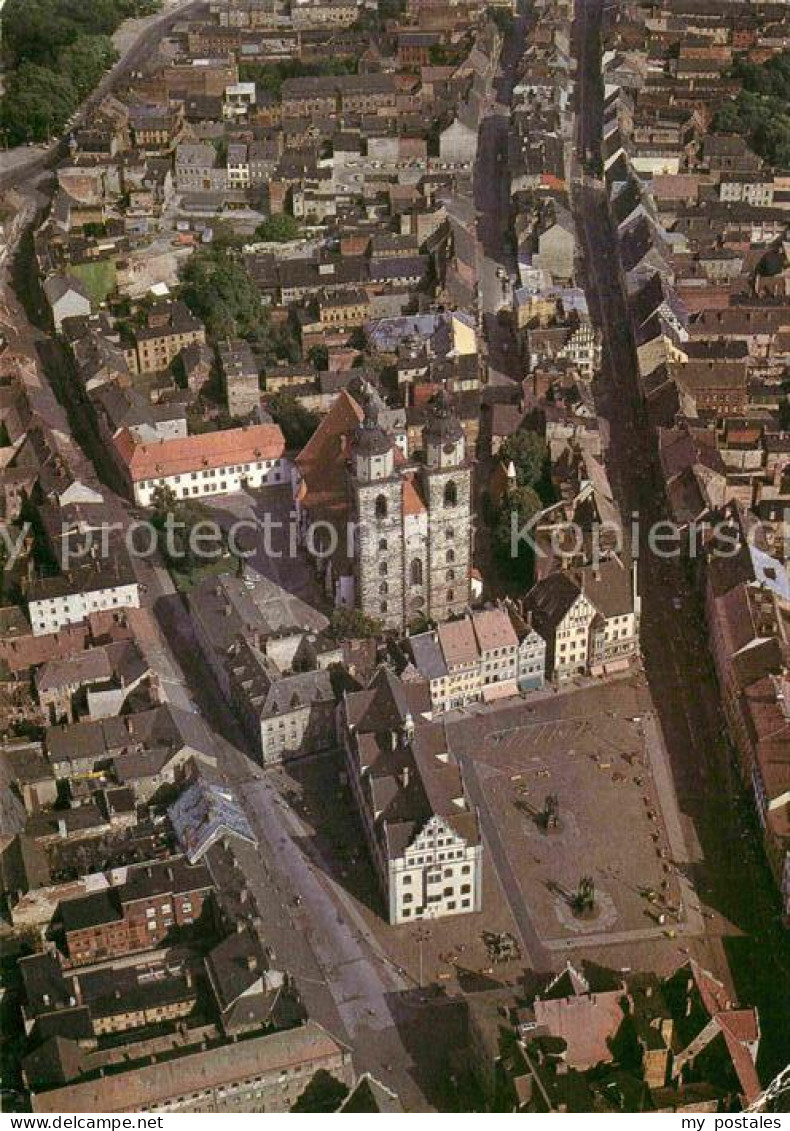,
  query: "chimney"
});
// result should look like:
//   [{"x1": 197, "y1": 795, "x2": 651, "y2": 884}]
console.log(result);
[
  {"x1": 401, "y1": 766, "x2": 410, "y2": 789},
  {"x1": 246, "y1": 954, "x2": 258, "y2": 972},
  {"x1": 72, "y1": 974, "x2": 82, "y2": 1005}
]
